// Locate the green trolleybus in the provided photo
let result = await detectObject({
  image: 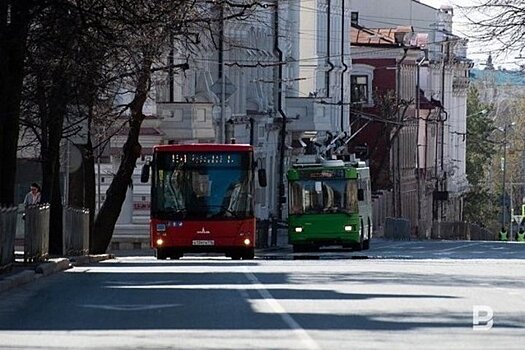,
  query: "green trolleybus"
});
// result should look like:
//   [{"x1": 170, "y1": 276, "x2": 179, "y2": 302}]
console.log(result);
[{"x1": 287, "y1": 157, "x2": 372, "y2": 252}]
